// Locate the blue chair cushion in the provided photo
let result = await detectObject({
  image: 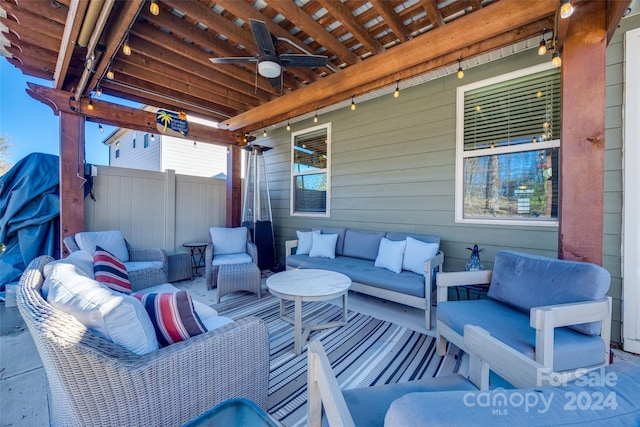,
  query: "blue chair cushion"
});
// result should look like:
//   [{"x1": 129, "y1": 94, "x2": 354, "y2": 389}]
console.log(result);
[
  {"x1": 437, "y1": 299, "x2": 606, "y2": 372},
  {"x1": 385, "y1": 361, "x2": 640, "y2": 426},
  {"x1": 211, "y1": 253, "x2": 252, "y2": 266},
  {"x1": 487, "y1": 250, "x2": 610, "y2": 335},
  {"x1": 335, "y1": 374, "x2": 476, "y2": 427}
]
